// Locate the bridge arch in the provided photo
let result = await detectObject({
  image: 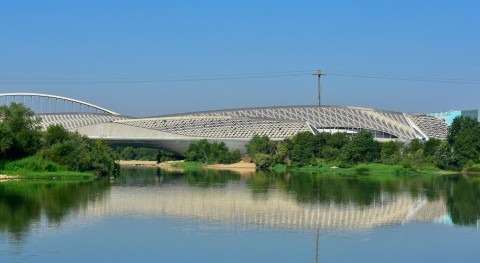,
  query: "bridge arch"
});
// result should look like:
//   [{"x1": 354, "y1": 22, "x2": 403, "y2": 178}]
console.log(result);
[{"x1": 0, "y1": 93, "x2": 118, "y2": 115}]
